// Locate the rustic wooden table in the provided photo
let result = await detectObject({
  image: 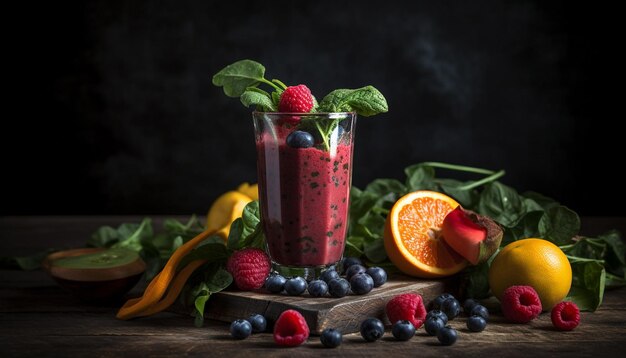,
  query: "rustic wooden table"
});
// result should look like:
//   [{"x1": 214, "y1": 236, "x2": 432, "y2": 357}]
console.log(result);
[{"x1": 1, "y1": 216, "x2": 625, "y2": 357}]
